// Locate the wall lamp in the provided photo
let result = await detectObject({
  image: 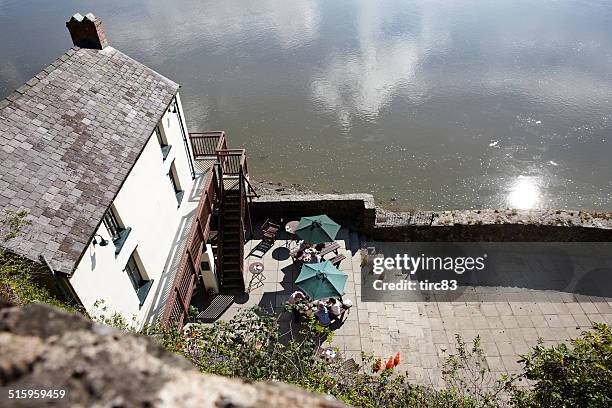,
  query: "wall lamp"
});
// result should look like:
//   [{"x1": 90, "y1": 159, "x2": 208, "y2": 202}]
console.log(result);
[{"x1": 93, "y1": 234, "x2": 109, "y2": 247}]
